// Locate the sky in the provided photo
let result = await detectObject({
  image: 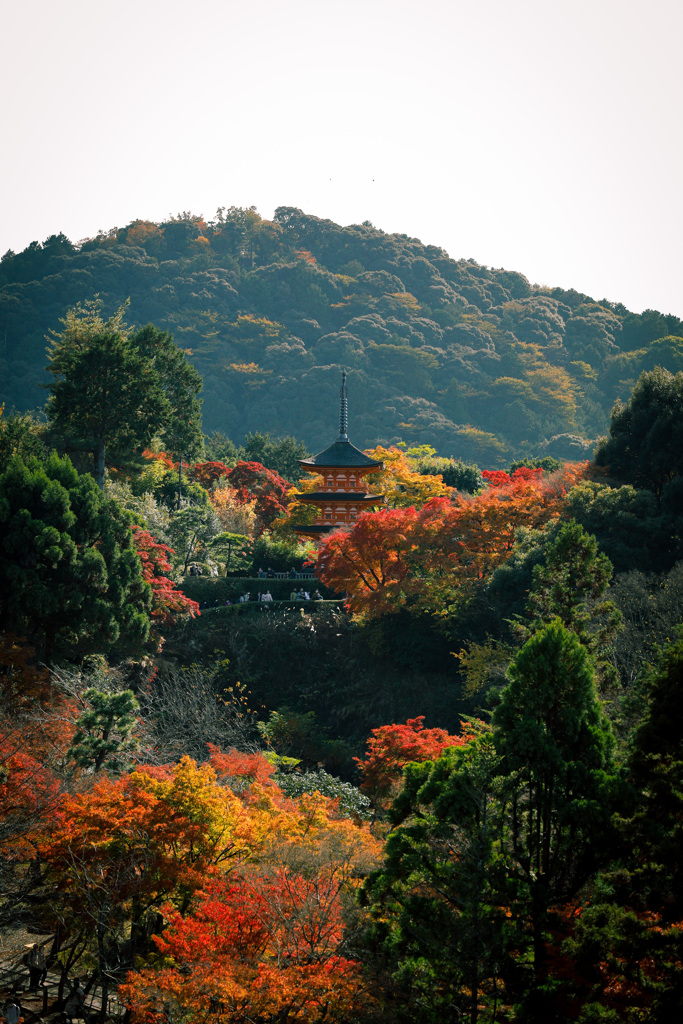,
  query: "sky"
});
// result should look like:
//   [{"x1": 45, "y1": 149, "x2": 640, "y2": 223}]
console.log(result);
[{"x1": 1, "y1": 0, "x2": 682, "y2": 317}]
